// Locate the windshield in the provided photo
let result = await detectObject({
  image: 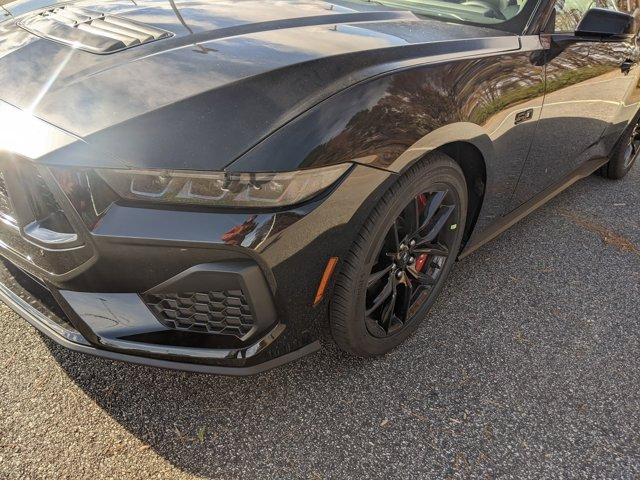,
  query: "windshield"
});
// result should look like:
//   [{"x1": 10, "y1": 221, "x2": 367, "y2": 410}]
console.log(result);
[{"x1": 366, "y1": 0, "x2": 535, "y2": 29}]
